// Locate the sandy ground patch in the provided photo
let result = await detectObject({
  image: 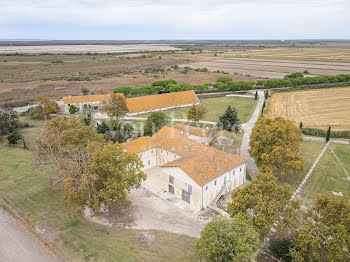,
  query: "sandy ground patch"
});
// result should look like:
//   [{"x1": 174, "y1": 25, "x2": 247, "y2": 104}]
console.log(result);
[
  {"x1": 95, "y1": 187, "x2": 207, "y2": 238},
  {"x1": 267, "y1": 87, "x2": 350, "y2": 131}
]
